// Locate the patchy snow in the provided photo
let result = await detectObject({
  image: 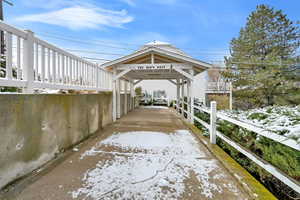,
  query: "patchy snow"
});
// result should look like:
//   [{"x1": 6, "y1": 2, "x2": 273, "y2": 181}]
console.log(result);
[
  {"x1": 221, "y1": 106, "x2": 300, "y2": 142},
  {"x1": 140, "y1": 106, "x2": 169, "y2": 109},
  {"x1": 72, "y1": 130, "x2": 239, "y2": 199}
]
